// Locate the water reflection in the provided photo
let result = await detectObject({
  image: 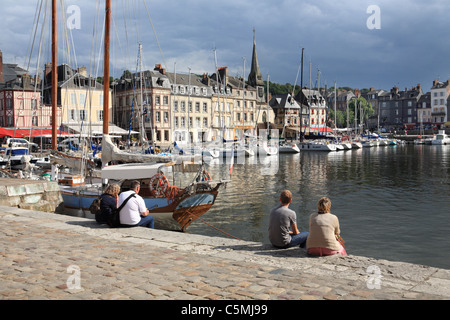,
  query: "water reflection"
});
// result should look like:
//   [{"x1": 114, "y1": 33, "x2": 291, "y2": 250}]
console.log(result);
[{"x1": 189, "y1": 145, "x2": 450, "y2": 269}]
